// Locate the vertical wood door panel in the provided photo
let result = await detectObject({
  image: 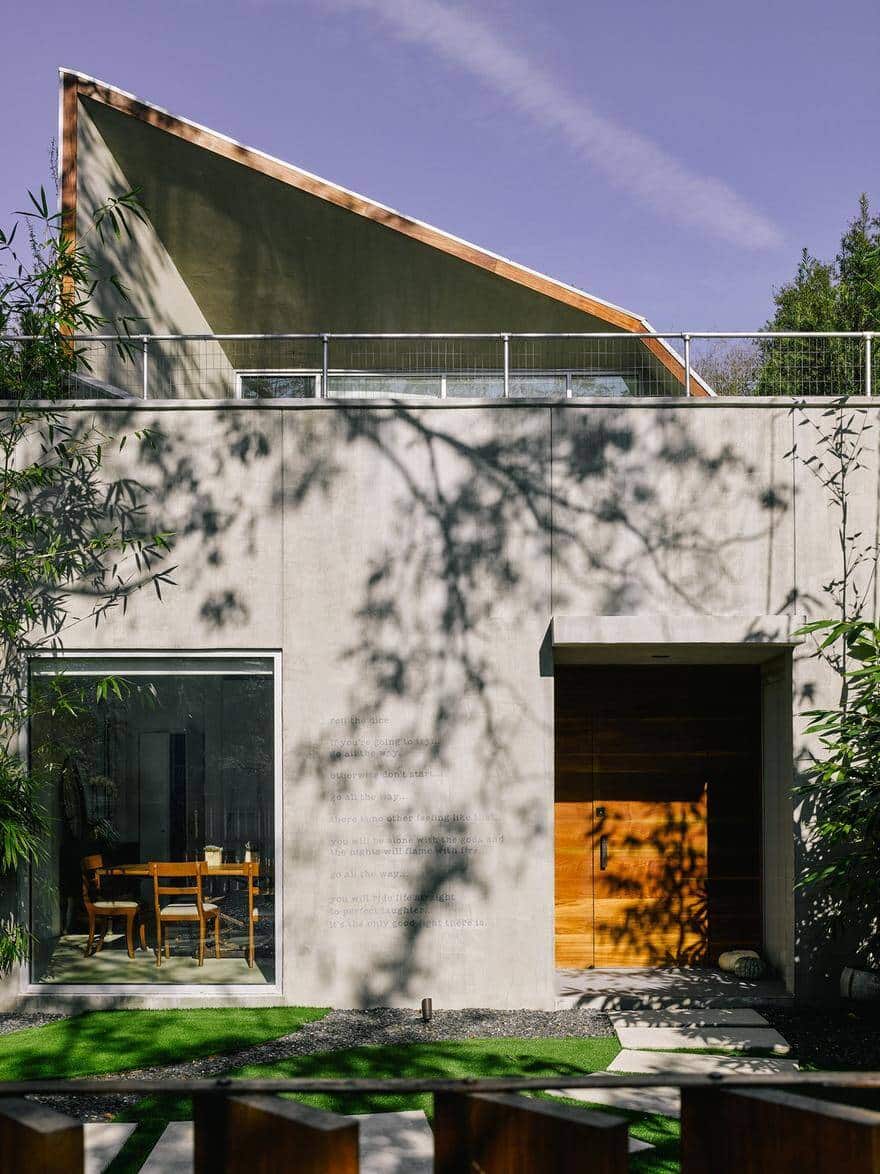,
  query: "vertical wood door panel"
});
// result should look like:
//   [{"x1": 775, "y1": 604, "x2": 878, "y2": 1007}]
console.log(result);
[
  {"x1": 554, "y1": 800, "x2": 594, "y2": 967},
  {"x1": 554, "y1": 665, "x2": 762, "y2": 969}
]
